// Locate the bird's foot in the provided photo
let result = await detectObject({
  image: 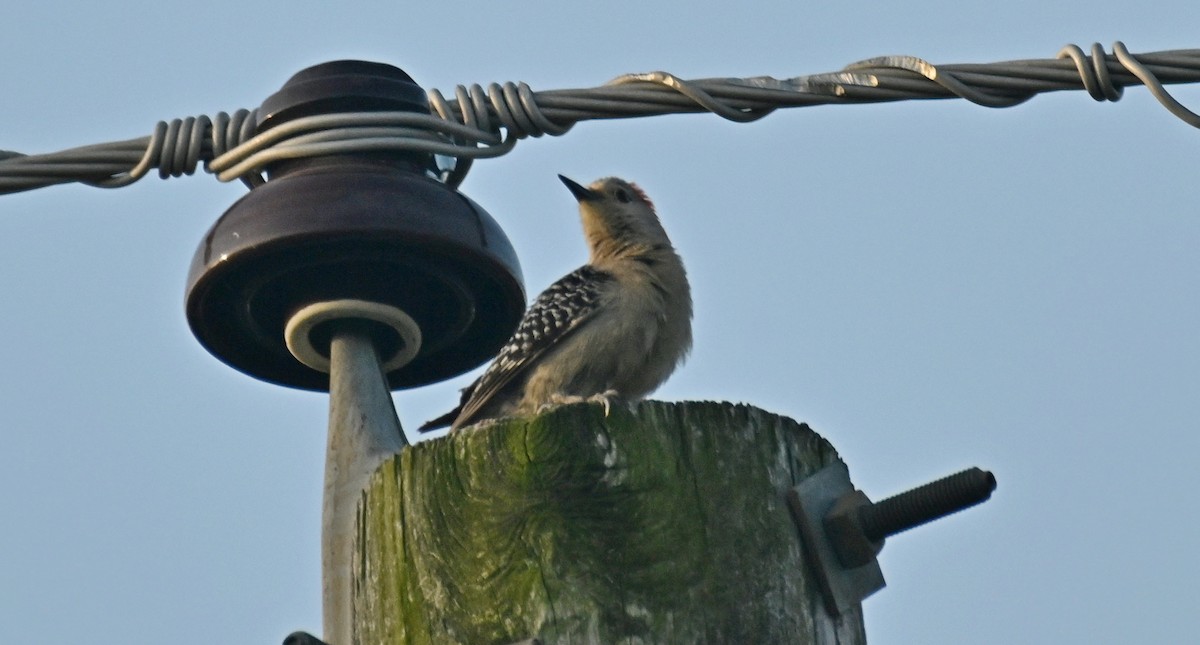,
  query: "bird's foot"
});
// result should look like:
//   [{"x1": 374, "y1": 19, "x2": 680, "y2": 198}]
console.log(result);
[
  {"x1": 586, "y1": 389, "x2": 620, "y2": 417},
  {"x1": 539, "y1": 390, "x2": 622, "y2": 416},
  {"x1": 537, "y1": 394, "x2": 581, "y2": 414}
]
